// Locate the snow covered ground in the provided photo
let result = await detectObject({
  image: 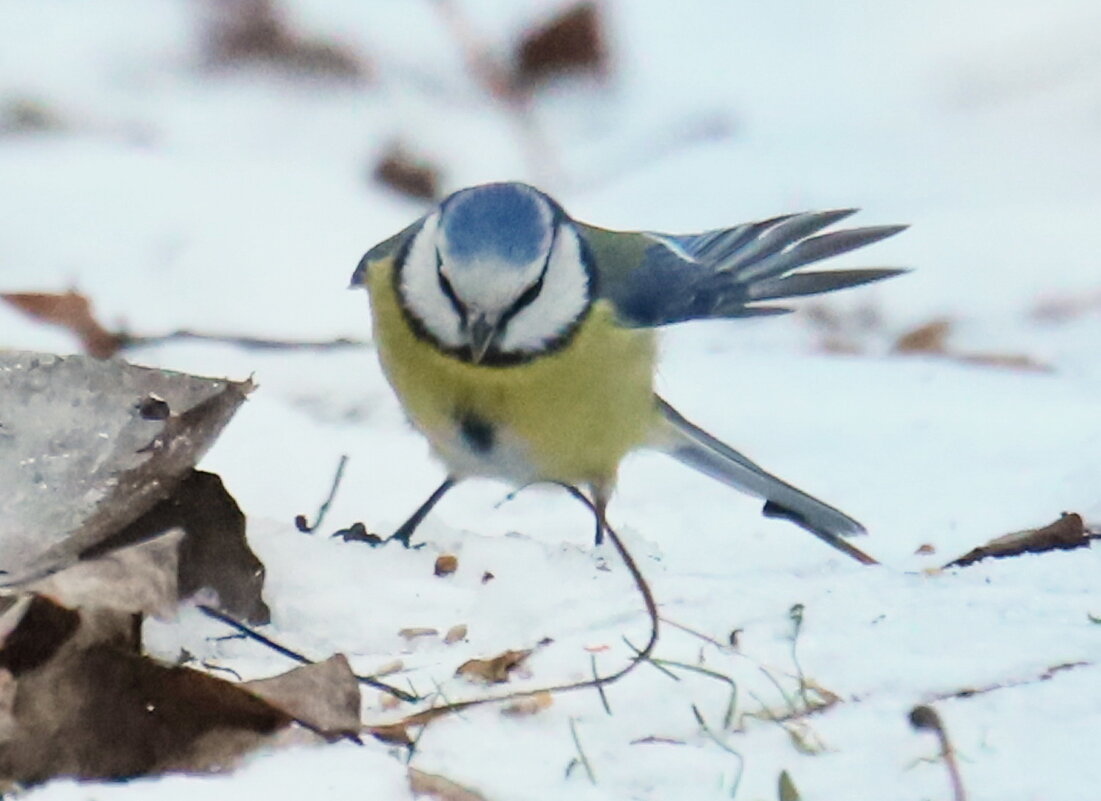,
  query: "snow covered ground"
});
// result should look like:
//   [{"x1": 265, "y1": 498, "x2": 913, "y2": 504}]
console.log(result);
[{"x1": 2, "y1": 1, "x2": 1100, "y2": 799}]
